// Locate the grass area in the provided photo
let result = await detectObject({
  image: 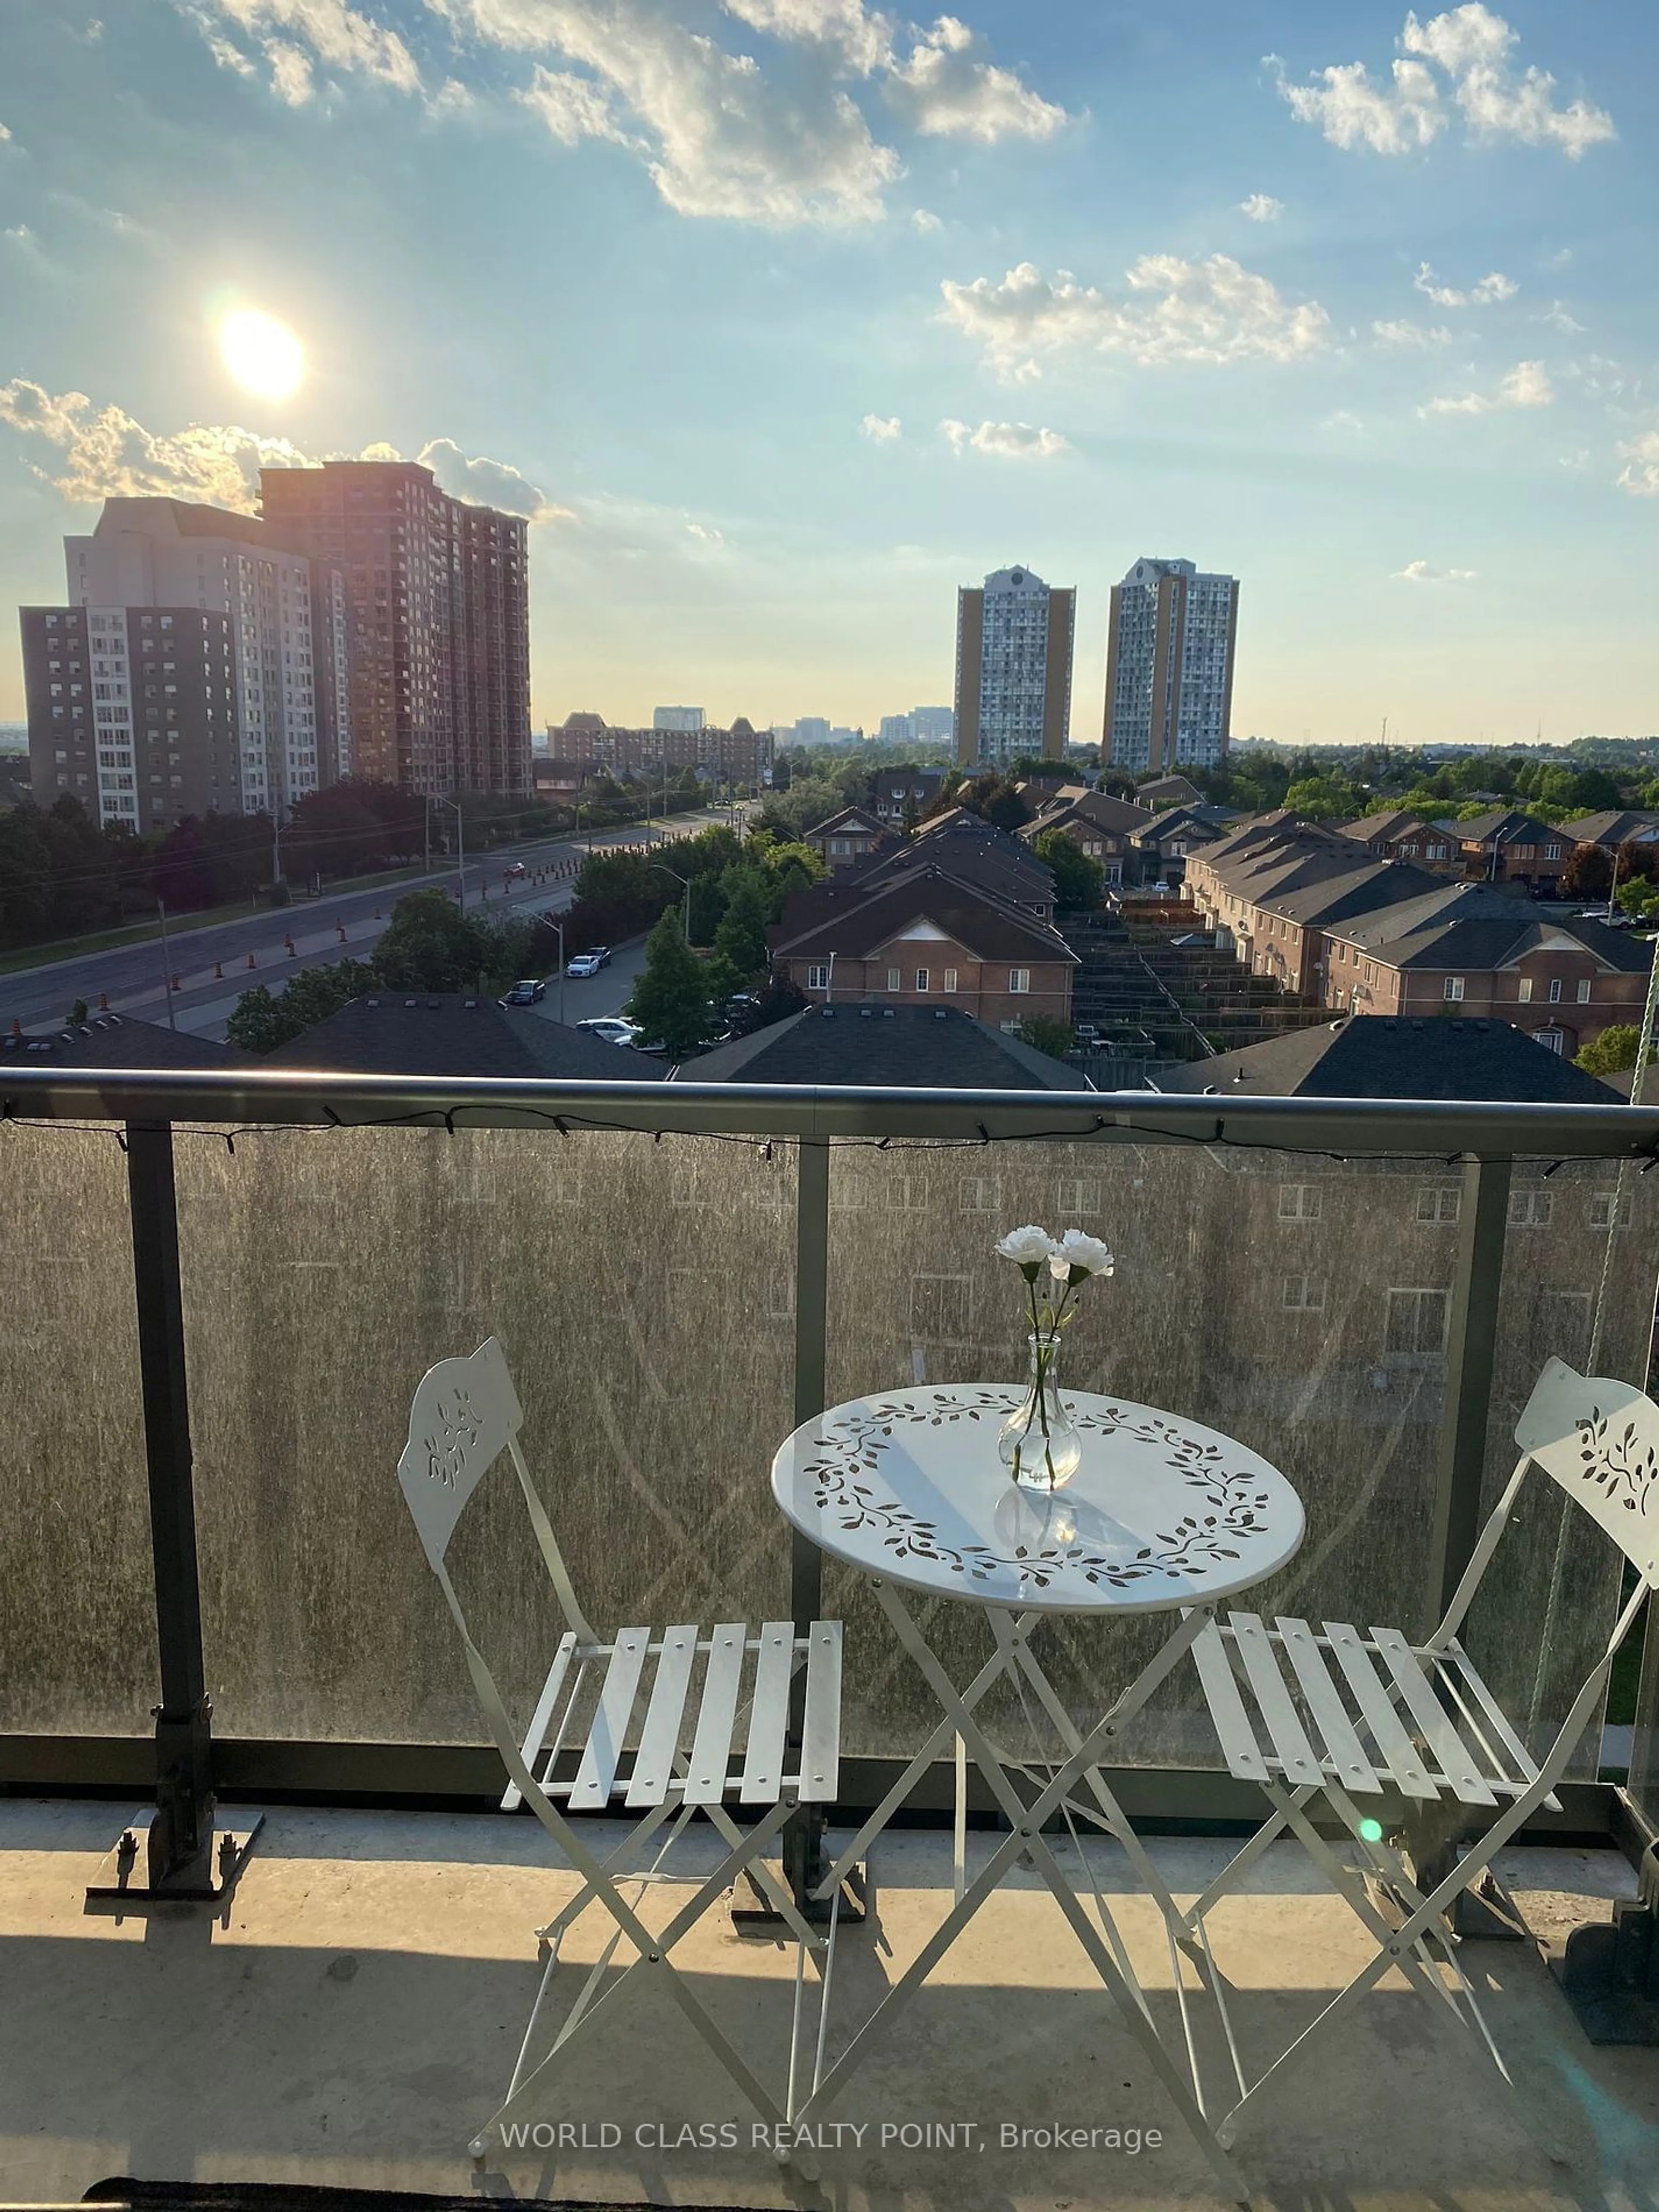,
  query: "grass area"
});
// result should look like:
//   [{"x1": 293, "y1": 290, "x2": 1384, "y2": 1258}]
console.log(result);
[{"x1": 0, "y1": 899, "x2": 267, "y2": 976}]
